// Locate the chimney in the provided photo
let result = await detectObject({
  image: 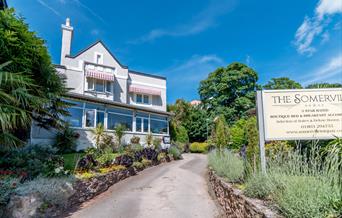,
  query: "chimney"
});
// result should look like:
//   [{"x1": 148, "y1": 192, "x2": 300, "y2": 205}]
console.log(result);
[{"x1": 60, "y1": 18, "x2": 73, "y2": 65}]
